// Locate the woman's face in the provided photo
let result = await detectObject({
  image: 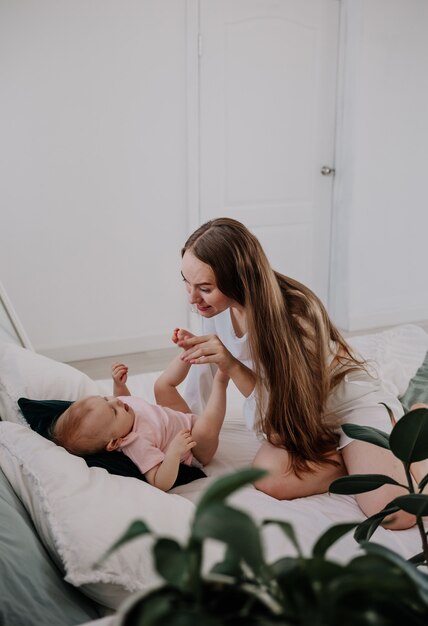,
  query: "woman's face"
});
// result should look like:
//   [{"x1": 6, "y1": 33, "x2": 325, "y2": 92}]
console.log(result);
[{"x1": 181, "y1": 251, "x2": 234, "y2": 317}]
